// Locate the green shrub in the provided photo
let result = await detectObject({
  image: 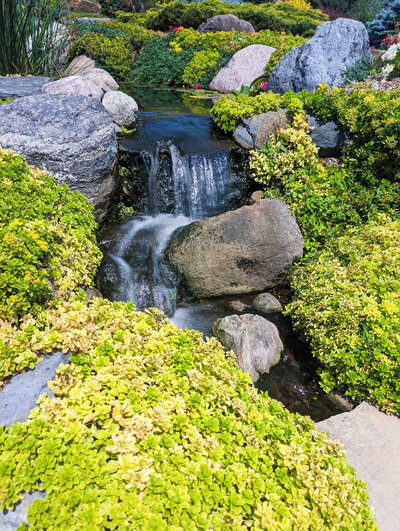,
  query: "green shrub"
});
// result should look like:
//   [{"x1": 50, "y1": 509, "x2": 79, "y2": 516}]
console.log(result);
[
  {"x1": 144, "y1": 0, "x2": 328, "y2": 36},
  {"x1": 131, "y1": 36, "x2": 196, "y2": 84},
  {"x1": 289, "y1": 215, "x2": 400, "y2": 414},
  {"x1": 182, "y1": 49, "x2": 221, "y2": 85},
  {"x1": 0, "y1": 148, "x2": 101, "y2": 323},
  {"x1": 98, "y1": 19, "x2": 163, "y2": 50},
  {"x1": 68, "y1": 32, "x2": 132, "y2": 77},
  {"x1": 0, "y1": 298, "x2": 375, "y2": 528}
]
